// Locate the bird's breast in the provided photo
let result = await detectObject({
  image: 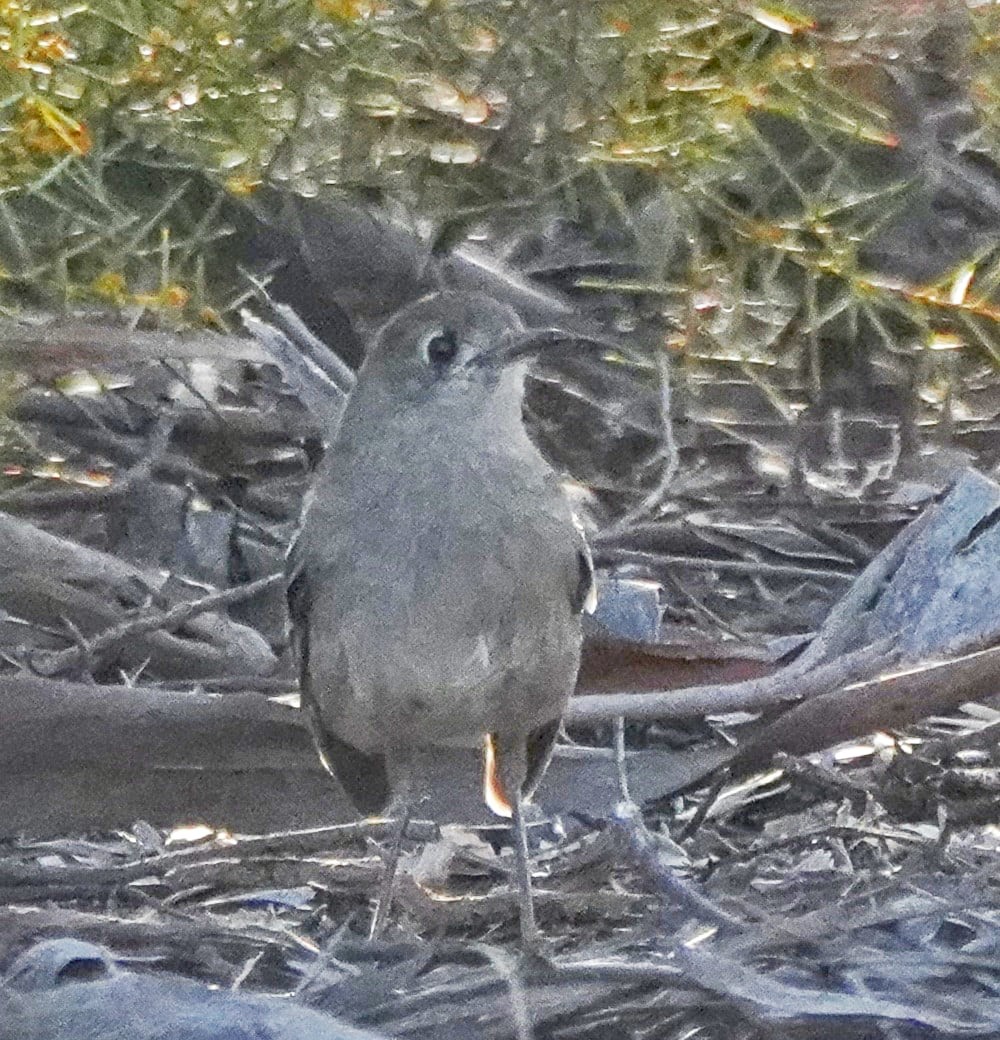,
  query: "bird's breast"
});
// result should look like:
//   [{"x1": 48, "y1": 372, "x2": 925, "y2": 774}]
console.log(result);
[{"x1": 307, "y1": 455, "x2": 583, "y2": 755}]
